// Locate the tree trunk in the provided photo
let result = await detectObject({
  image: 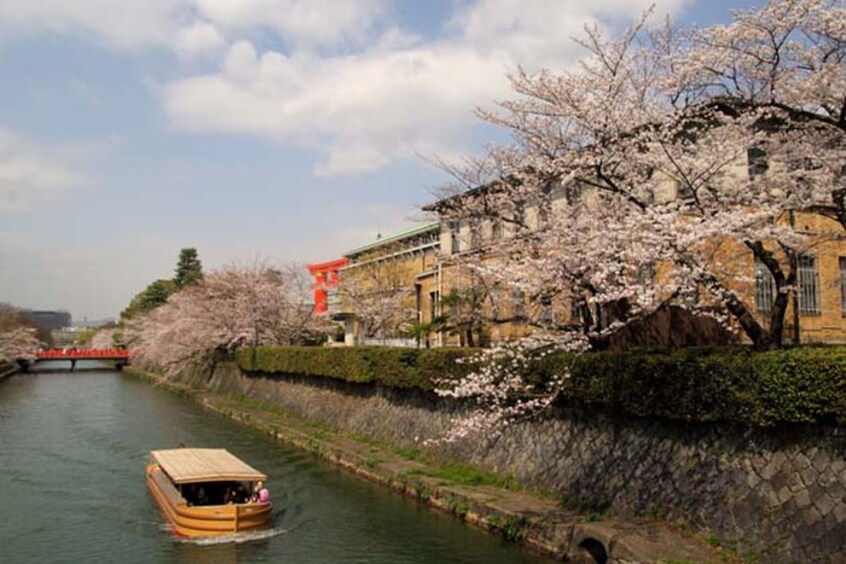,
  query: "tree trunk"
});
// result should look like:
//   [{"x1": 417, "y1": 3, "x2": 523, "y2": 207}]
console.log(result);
[
  {"x1": 747, "y1": 241, "x2": 791, "y2": 350},
  {"x1": 698, "y1": 268, "x2": 773, "y2": 350},
  {"x1": 833, "y1": 187, "x2": 846, "y2": 231}
]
